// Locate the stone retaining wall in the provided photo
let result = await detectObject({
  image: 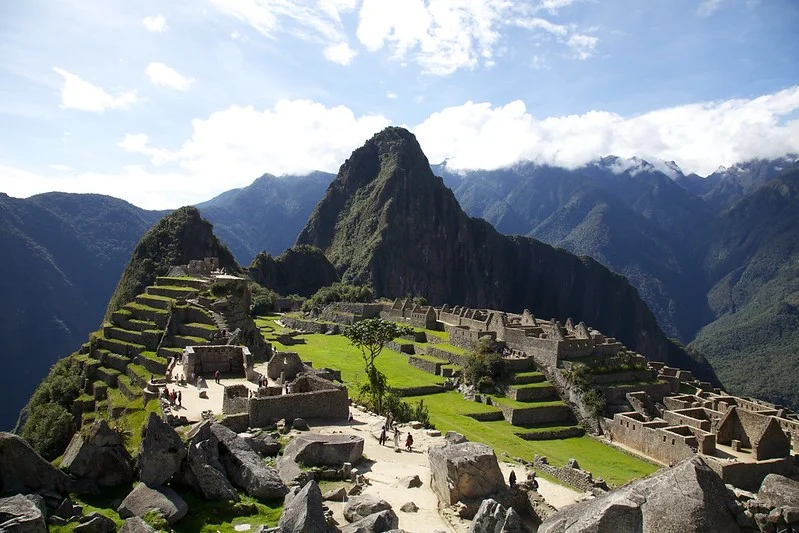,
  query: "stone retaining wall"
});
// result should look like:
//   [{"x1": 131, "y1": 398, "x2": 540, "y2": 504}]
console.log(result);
[
  {"x1": 532, "y1": 456, "x2": 606, "y2": 495},
  {"x1": 465, "y1": 411, "x2": 505, "y2": 422},
  {"x1": 394, "y1": 385, "x2": 446, "y2": 397},
  {"x1": 508, "y1": 385, "x2": 556, "y2": 402},
  {"x1": 425, "y1": 346, "x2": 468, "y2": 366},
  {"x1": 515, "y1": 427, "x2": 585, "y2": 441},
  {"x1": 498, "y1": 404, "x2": 572, "y2": 425},
  {"x1": 281, "y1": 316, "x2": 339, "y2": 334},
  {"x1": 387, "y1": 340, "x2": 415, "y2": 354},
  {"x1": 589, "y1": 370, "x2": 654, "y2": 385},
  {"x1": 248, "y1": 375, "x2": 349, "y2": 426},
  {"x1": 408, "y1": 356, "x2": 444, "y2": 375}
]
